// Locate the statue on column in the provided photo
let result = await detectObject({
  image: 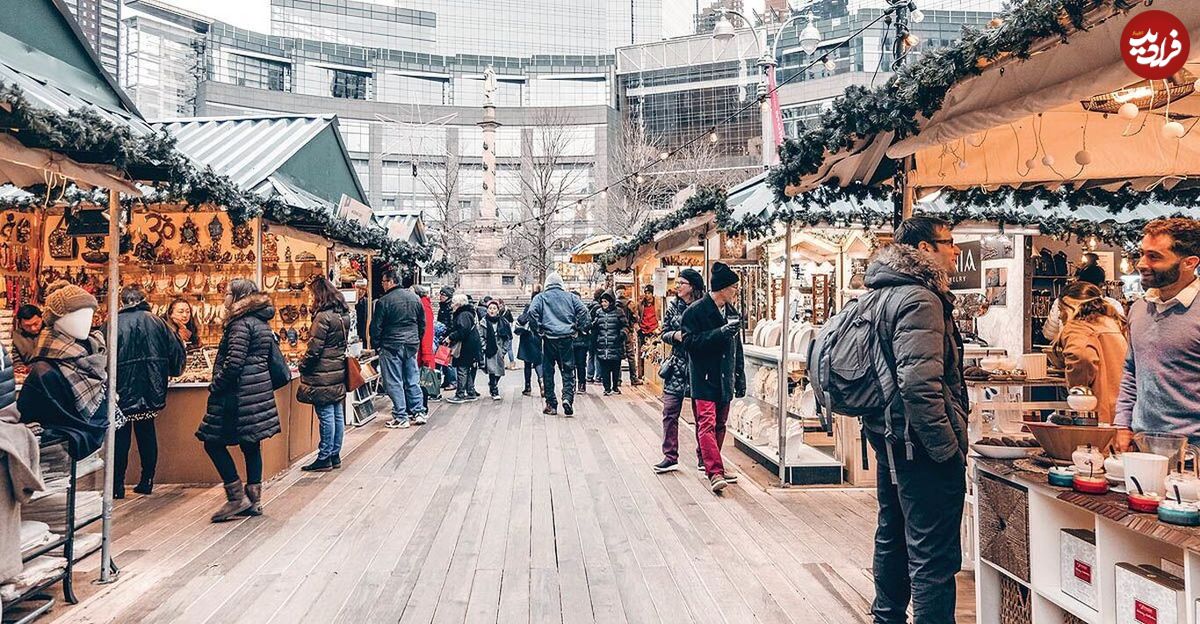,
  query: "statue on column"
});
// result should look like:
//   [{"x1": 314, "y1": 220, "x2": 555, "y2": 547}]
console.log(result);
[{"x1": 483, "y1": 65, "x2": 497, "y2": 106}]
